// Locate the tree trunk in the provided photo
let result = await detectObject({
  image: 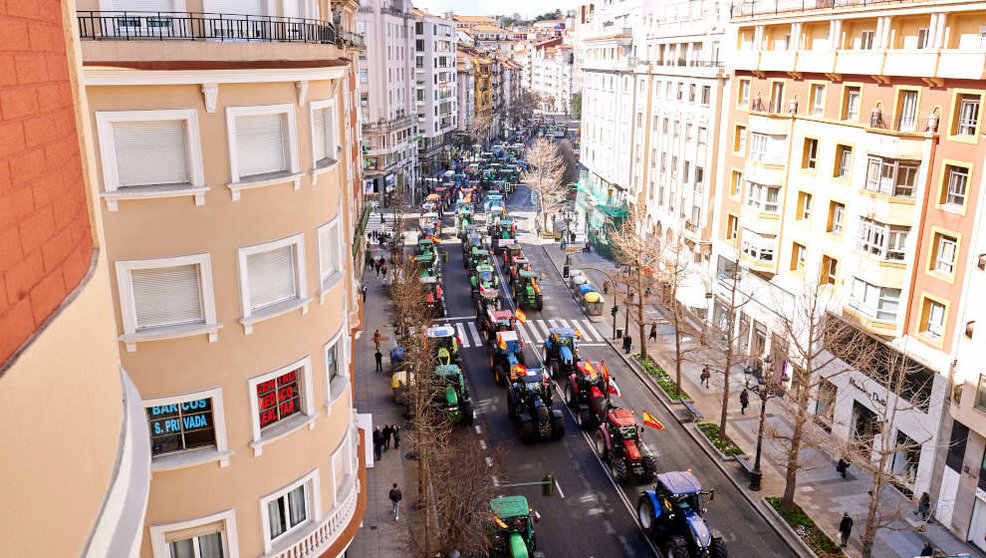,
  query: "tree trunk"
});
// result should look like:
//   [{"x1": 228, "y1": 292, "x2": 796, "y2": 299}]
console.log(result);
[
  {"x1": 719, "y1": 331, "x2": 734, "y2": 436},
  {"x1": 673, "y1": 298, "x2": 683, "y2": 399},
  {"x1": 637, "y1": 265, "x2": 647, "y2": 360}
]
